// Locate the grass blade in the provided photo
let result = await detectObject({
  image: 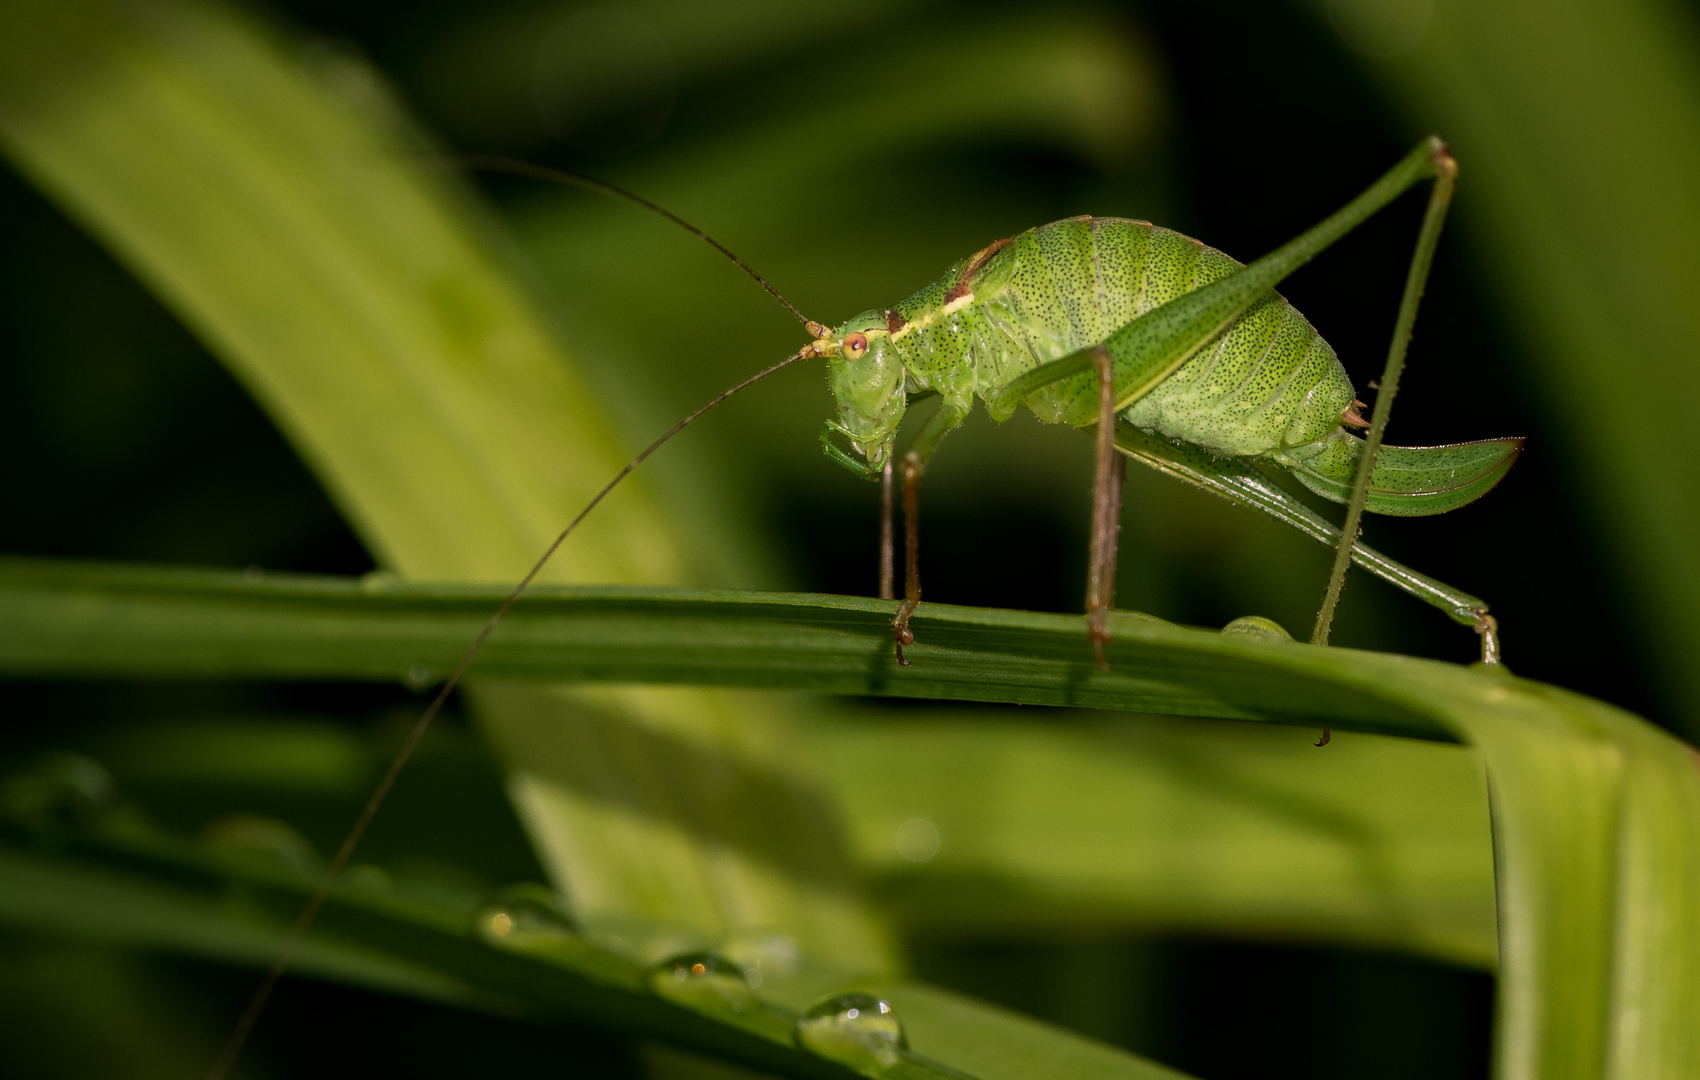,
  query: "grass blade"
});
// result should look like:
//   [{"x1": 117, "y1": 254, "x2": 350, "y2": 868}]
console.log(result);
[
  {"x1": 0, "y1": 828, "x2": 1187, "y2": 1080},
  {"x1": 817, "y1": 711, "x2": 1498, "y2": 970},
  {"x1": 5, "y1": 557, "x2": 1698, "y2": 1077},
  {"x1": 1366, "y1": 0, "x2": 1700, "y2": 737},
  {"x1": 0, "y1": 0, "x2": 894, "y2": 977}
]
